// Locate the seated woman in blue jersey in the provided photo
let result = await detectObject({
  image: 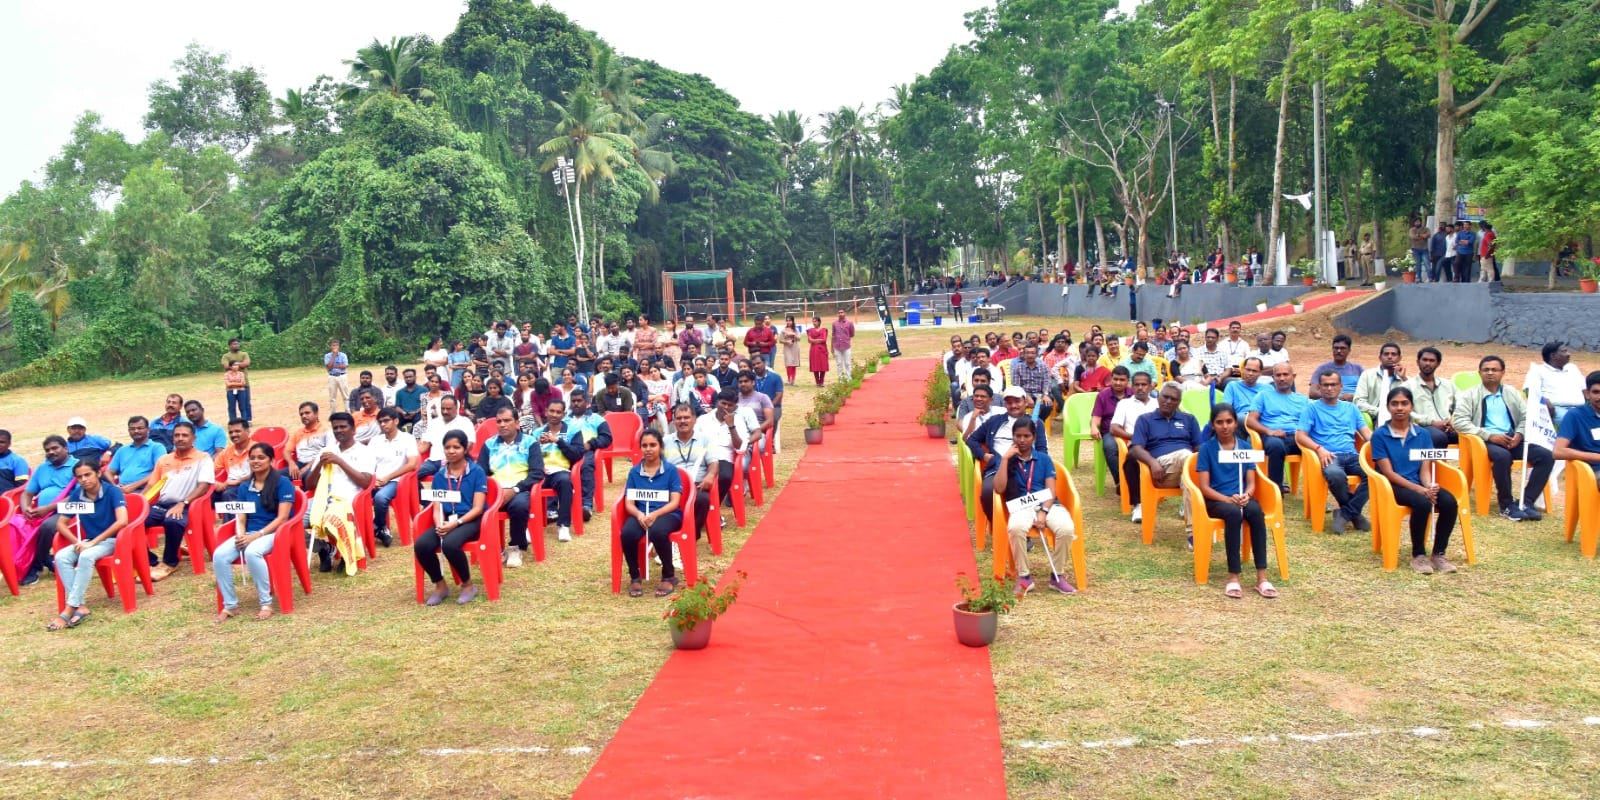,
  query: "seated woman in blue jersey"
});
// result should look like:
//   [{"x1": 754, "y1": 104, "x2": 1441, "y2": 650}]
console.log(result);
[
  {"x1": 1371, "y1": 386, "x2": 1460, "y2": 575},
  {"x1": 1195, "y1": 403, "x2": 1275, "y2": 599},
  {"x1": 48, "y1": 459, "x2": 129, "y2": 630},
  {"x1": 414, "y1": 429, "x2": 490, "y2": 606},
  {"x1": 993, "y1": 418, "x2": 1076, "y2": 596},
  {"x1": 213, "y1": 443, "x2": 296, "y2": 622},
  {"x1": 621, "y1": 429, "x2": 685, "y2": 598}
]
